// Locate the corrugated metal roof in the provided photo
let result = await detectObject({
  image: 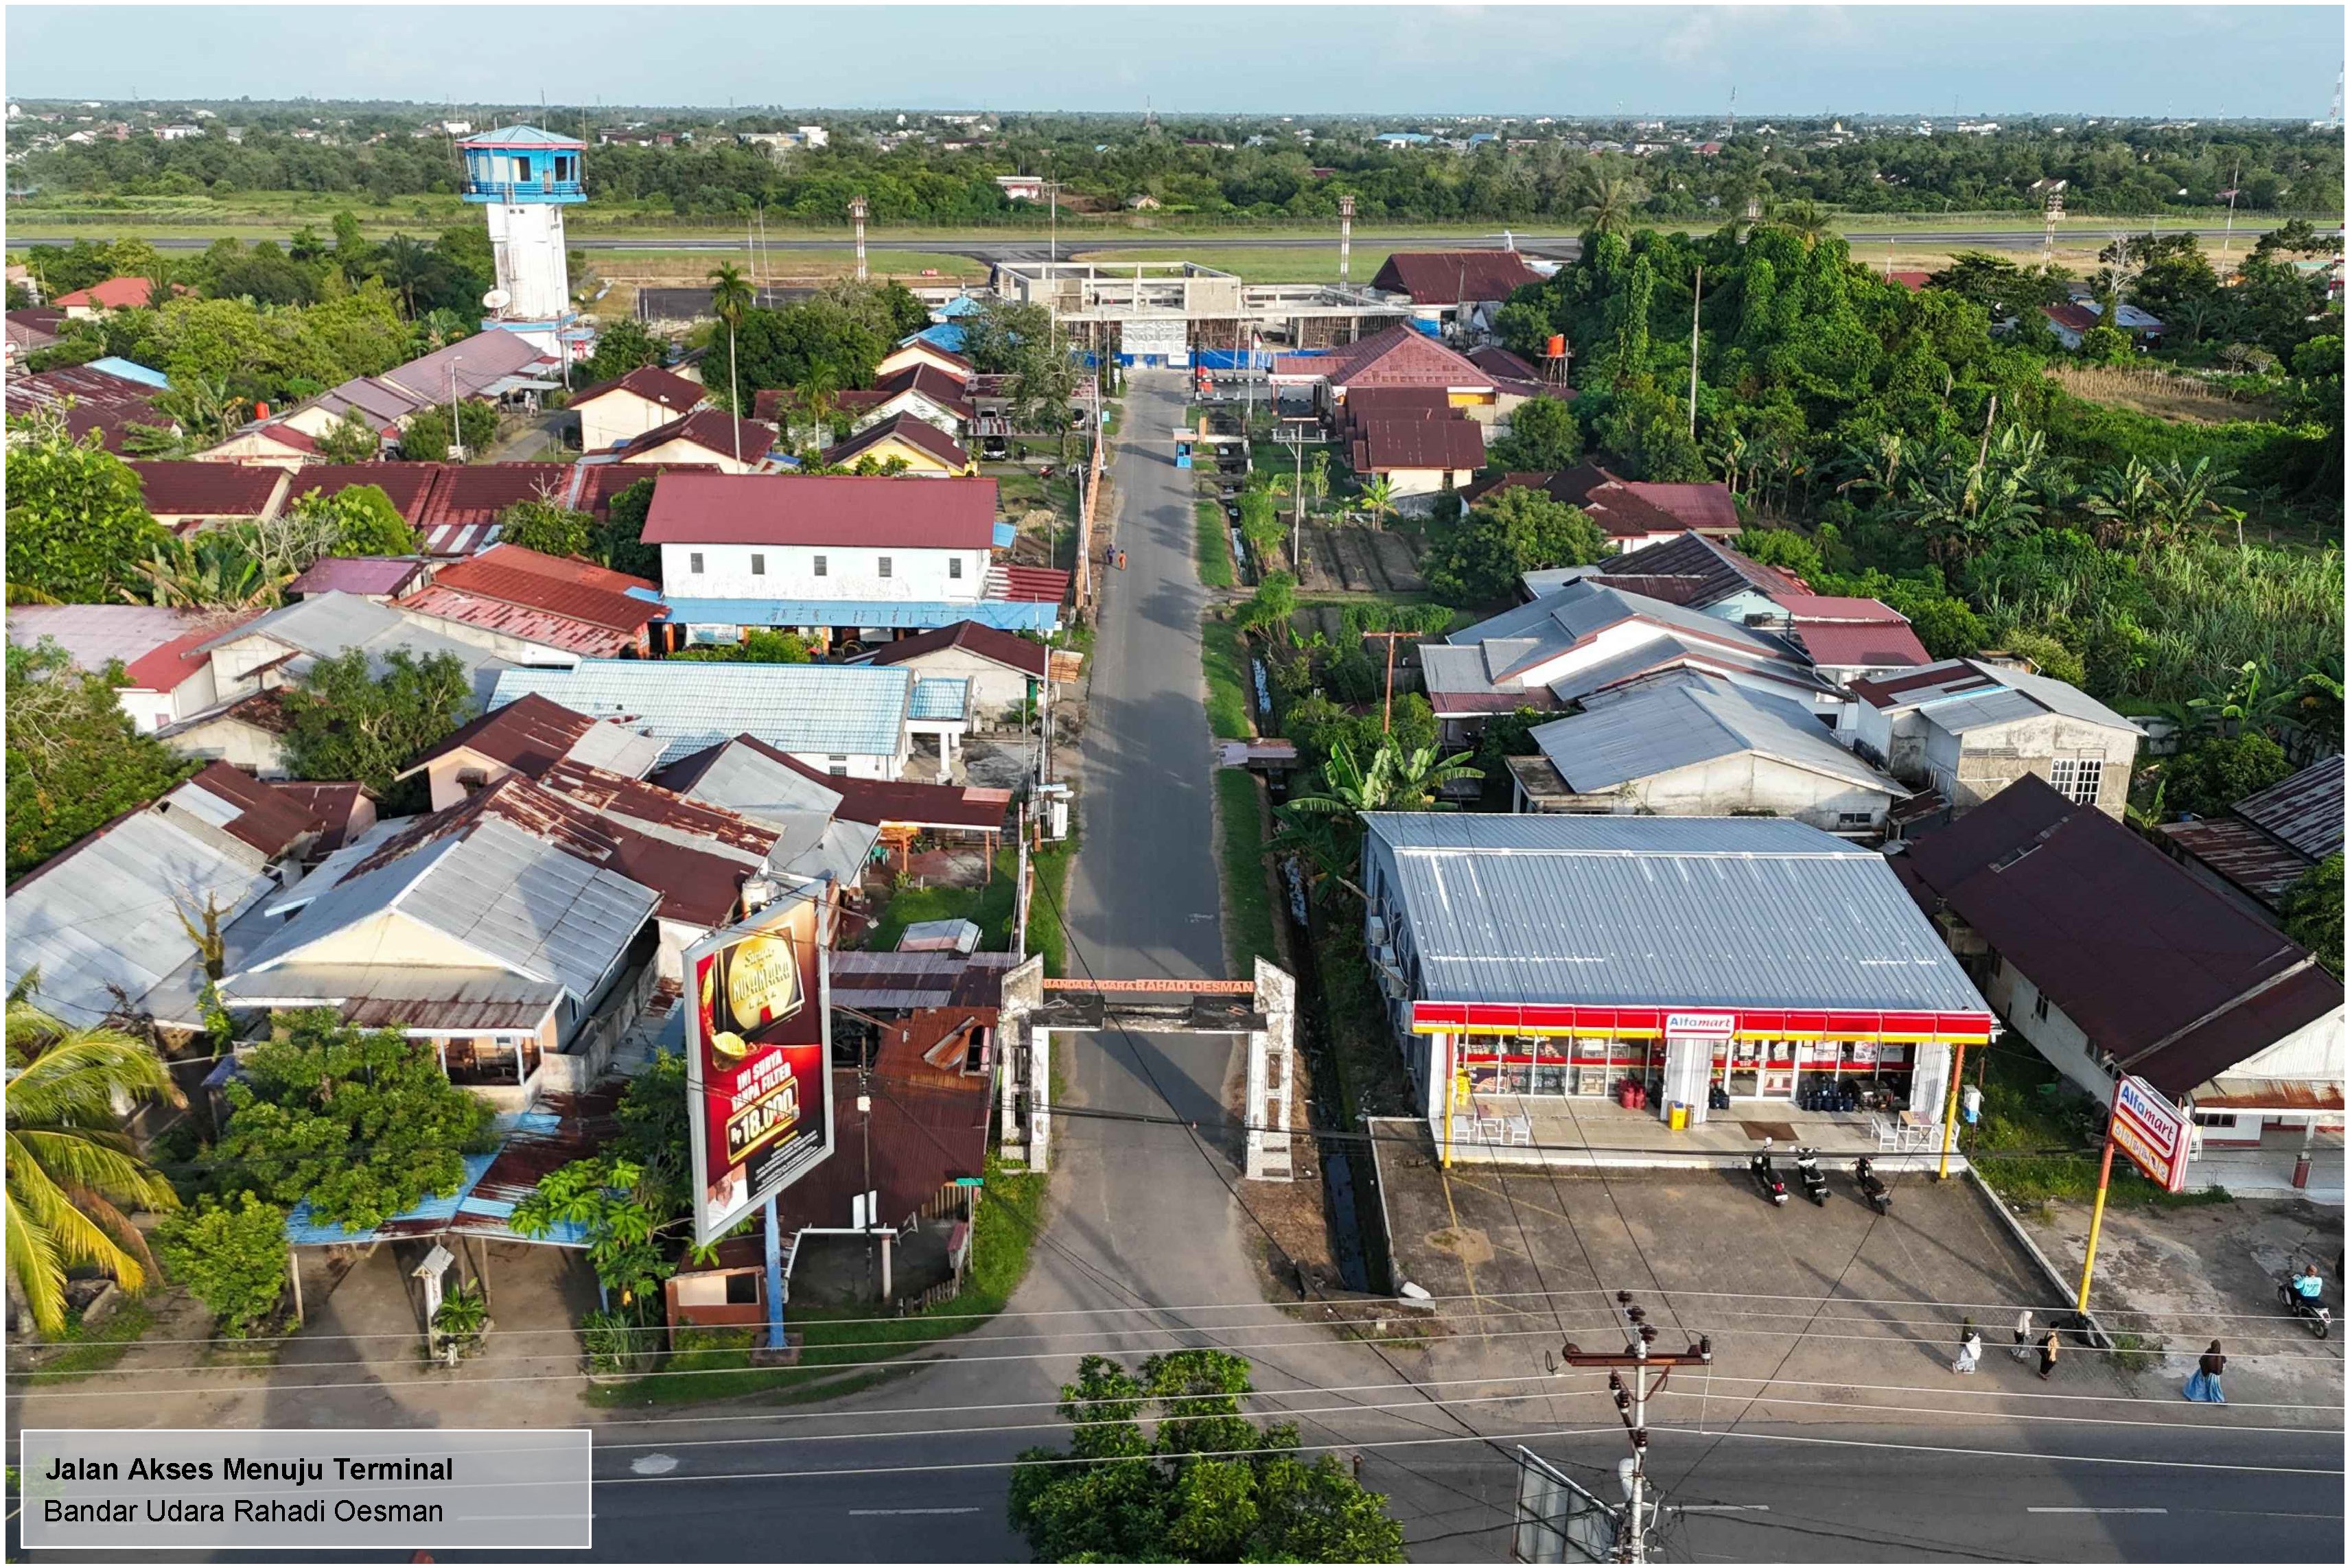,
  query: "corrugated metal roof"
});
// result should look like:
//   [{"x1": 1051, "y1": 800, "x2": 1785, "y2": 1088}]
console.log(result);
[
  {"x1": 907, "y1": 677, "x2": 971, "y2": 721},
  {"x1": 5, "y1": 806, "x2": 279, "y2": 1026},
  {"x1": 657, "y1": 738, "x2": 846, "y2": 822},
  {"x1": 491, "y1": 659, "x2": 913, "y2": 764},
  {"x1": 8, "y1": 604, "x2": 205, "y2": 673},
  {"x1": 233, "y1": 819, "x2": 660, "y2": 1004},
  {"x1": 226, "y1": 964, "x2": 563, "y2": 1030},
  {"x1": 205, "y1": 592, "x2": 513, "y2": 701},
  {"x1": 1531, "y1": 671, "x2": 1897, "y2": 795},
  {"x1": 1363, "y1": 812, "x2": 1984, "y2": 1014},
  {"x1": 2234, "y1": 756, "x2": 2344, "y2": 863}
]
